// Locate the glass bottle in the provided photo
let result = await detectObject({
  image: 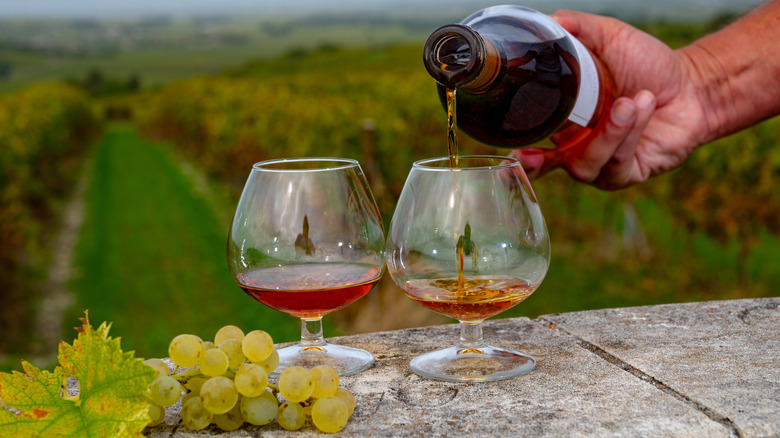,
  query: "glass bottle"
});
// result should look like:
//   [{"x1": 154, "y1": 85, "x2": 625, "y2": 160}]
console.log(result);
[{"x1": 423, "y1": 5, "x2": 615, "y2": 154}]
